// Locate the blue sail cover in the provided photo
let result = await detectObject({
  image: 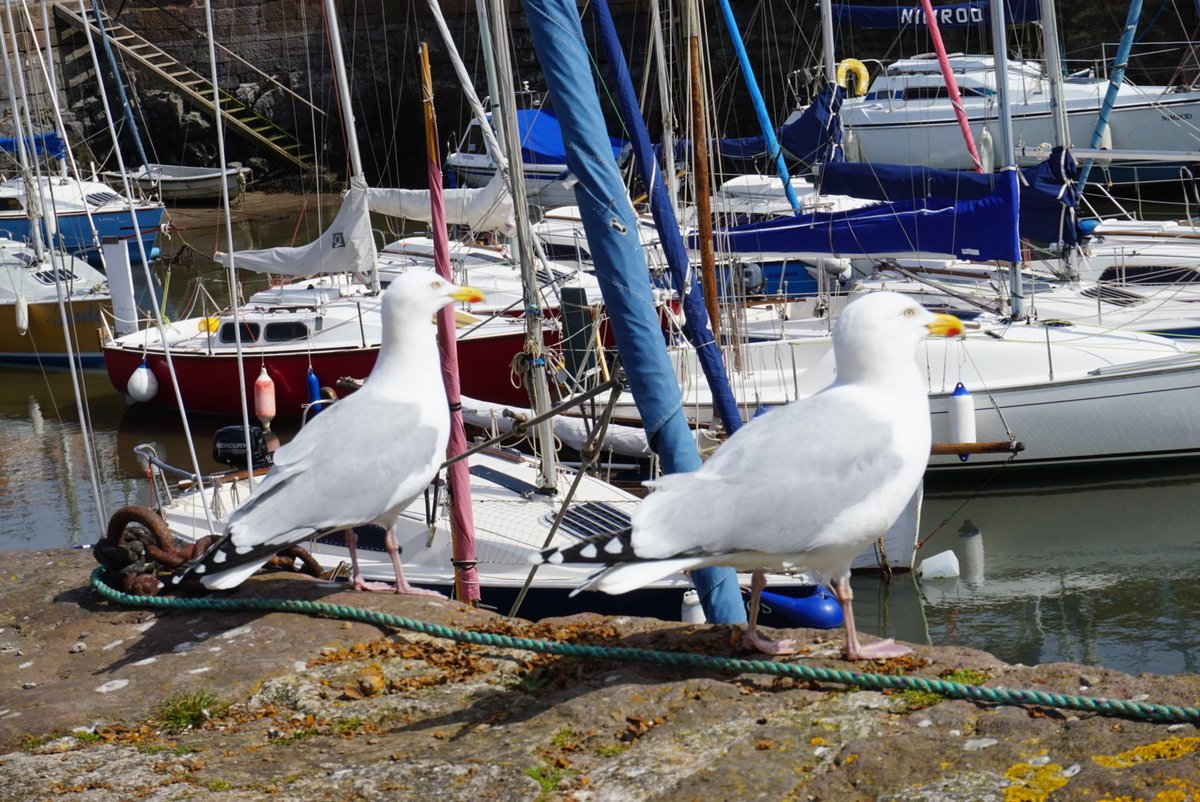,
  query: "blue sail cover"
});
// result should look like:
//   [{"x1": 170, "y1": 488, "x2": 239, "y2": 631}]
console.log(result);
[
  {"x1": 522, "y1": 0, "x2": 746, "y2": 624},
  {"x1": 587, "y1": 0, "x2": 743, "y2": 435},
  {"x1": 713, "y1": 168, "x2": 1021, "y2": 262},
  {"x1": 830, "y1": 0, "x2": 1039, "y2": 29},
  {"x1": 661, "y1": 92, "x2": 842, "y2": 165},
  {"x1": 0, "y1": 132, "x2": 66, "y2": 161},
  {"x1": 818, "y1": 147, "x2": 1078, "y2": 245},
  {"x1": 780, "y1": 85, "x2": 845, "y2": 166},
  {"x1": 511, "y1": 108, "x2": 628, "y2": 165}
]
